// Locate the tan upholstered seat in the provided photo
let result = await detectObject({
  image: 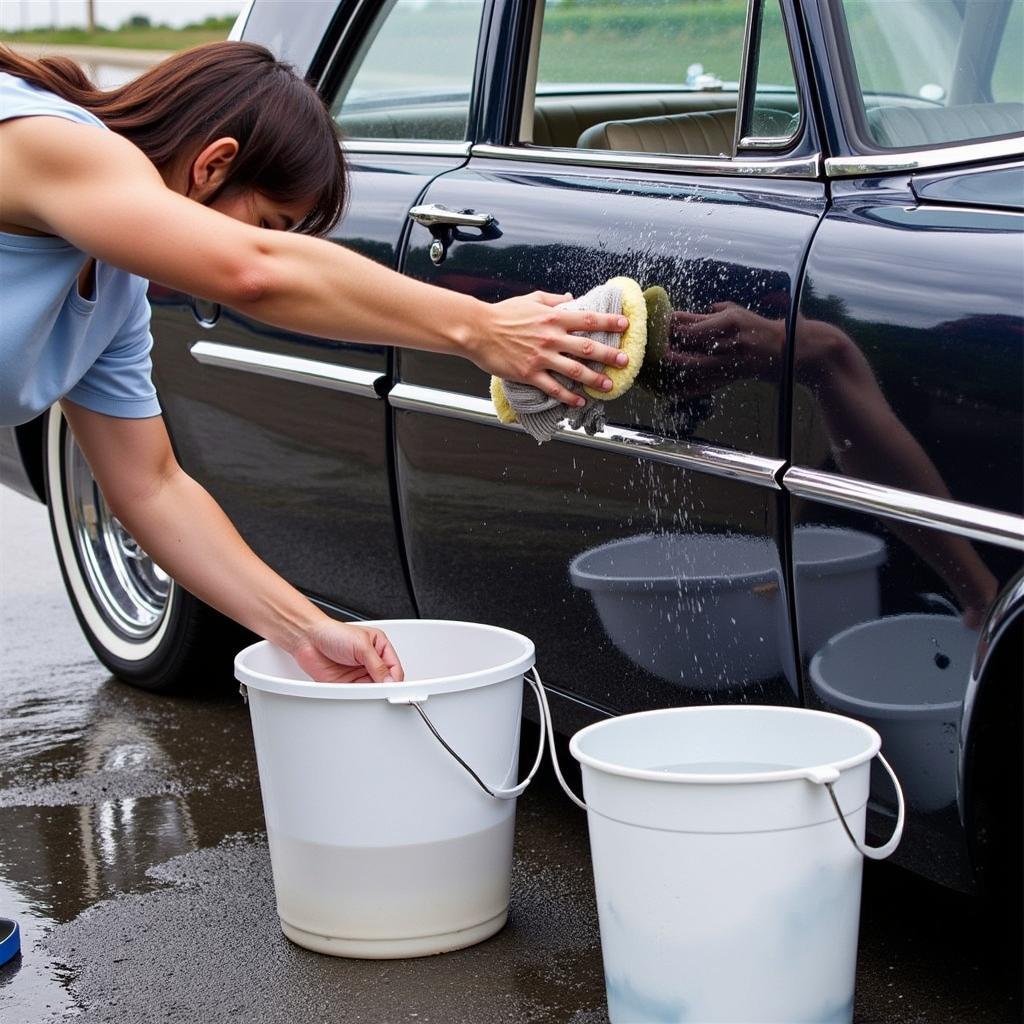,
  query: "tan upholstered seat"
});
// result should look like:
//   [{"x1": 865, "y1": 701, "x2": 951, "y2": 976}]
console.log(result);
[
  {"x1": 577, "y1": 107, "x2": 795, "y2": 156},
  {"x1": 866, "y1": 102, "x2": 1024, "y2": 148},
  {"x1": 531, "y1": 93, "x2": 737, "y2": 149}
]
